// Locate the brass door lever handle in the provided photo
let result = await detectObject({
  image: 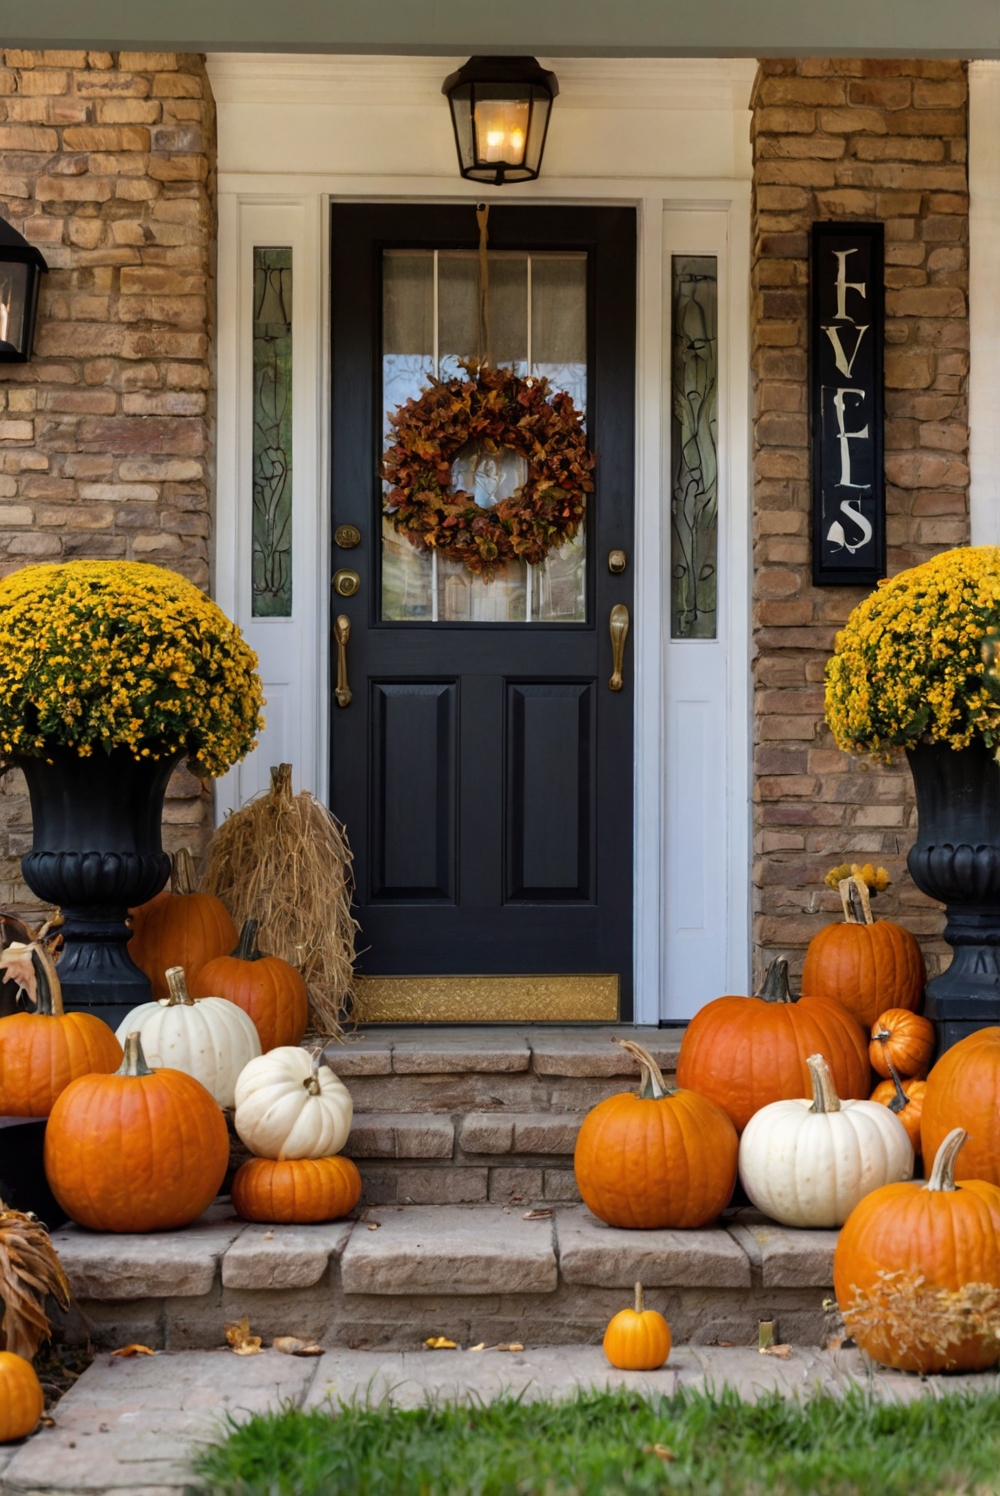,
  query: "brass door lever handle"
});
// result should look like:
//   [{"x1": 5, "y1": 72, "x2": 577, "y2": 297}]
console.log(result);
[
  {"x1": 609, "y1": 603, "x2": 629, "y2": 691},
  {"x1": 334, "y1": 614, "x2": 352, "y2": 708}
]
